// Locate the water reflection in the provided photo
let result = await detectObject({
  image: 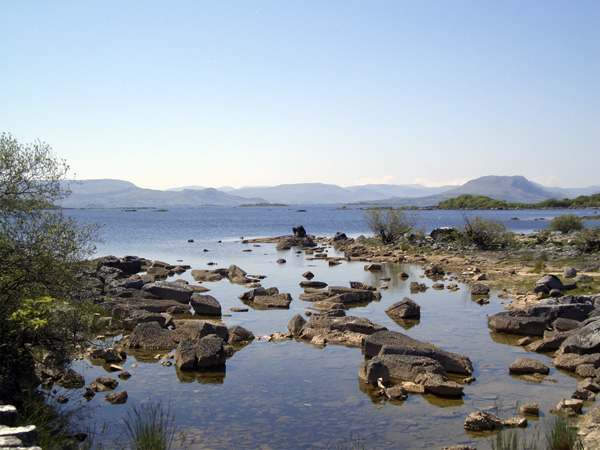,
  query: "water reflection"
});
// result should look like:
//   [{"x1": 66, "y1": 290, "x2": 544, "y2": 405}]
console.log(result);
[{"x1": 175, "y1": 366, "x2": 226, "y2": 384}]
